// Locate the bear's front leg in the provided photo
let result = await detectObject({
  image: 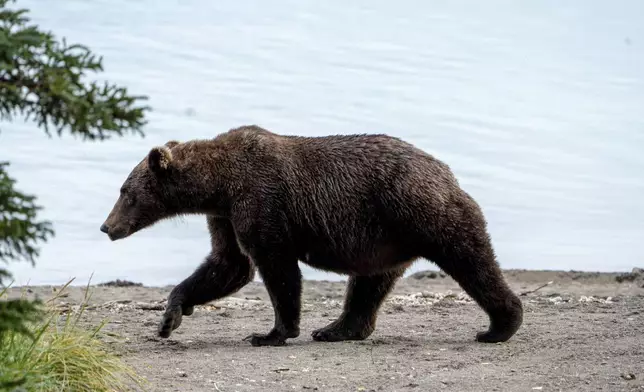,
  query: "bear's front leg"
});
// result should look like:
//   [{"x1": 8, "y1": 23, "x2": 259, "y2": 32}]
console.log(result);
[
  {"x1": 159, "y1": 251, "x2": 255, "y2": 338},
  {"x1": 159, "y1": 217, "x2": 254, "y2": 338},
  {"x1": 159, "y1": 258, "x2": 255, "y2": 339},
  {"x1": 242, "y1": 251, "x2": 302, "y2": 347}
]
